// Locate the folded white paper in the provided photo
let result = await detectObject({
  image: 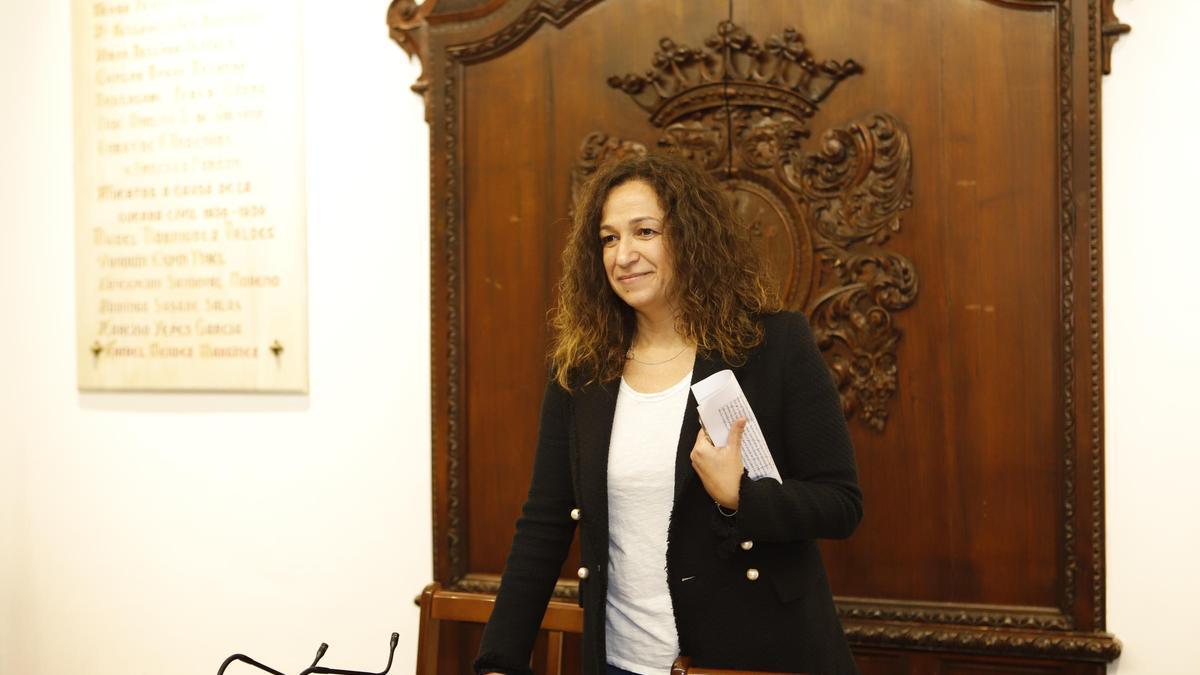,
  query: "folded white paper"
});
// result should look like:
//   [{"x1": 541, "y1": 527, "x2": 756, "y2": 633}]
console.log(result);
[{"x1": 691, "y1": 369, "x2": 782, "y2": 483}]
